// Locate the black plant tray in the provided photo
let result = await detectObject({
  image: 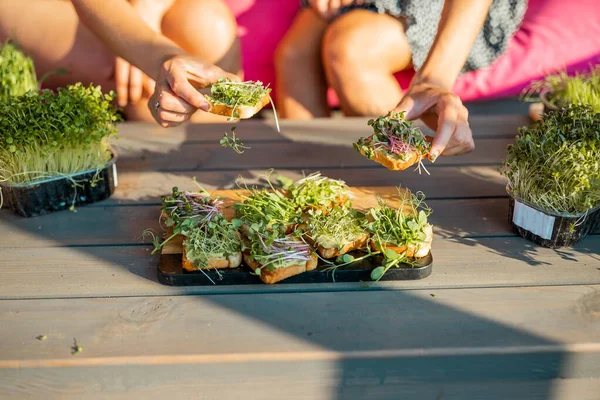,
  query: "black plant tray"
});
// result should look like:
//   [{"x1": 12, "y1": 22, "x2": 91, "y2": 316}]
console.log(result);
[
  {"x1": 508, "y1": 191, "x2": 600, "y2": 248},
  {"x1": 0, "y1": 154, "x2": 117, "y2": 217},
  {"x1": 157, "y1": 251, "x2": 433, "y2": 286}
]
